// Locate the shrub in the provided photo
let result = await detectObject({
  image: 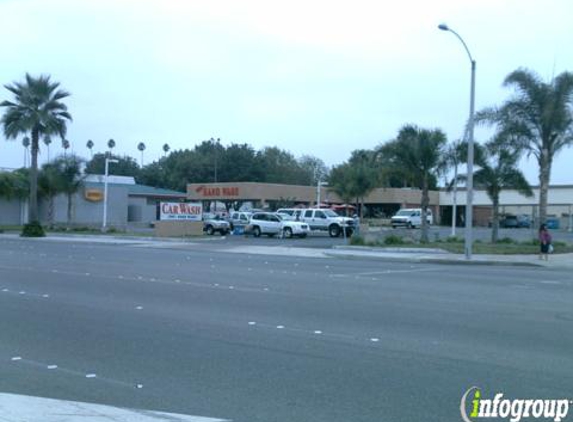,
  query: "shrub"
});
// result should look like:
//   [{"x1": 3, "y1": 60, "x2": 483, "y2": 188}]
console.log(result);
[
  {"x1": 497, "y1": 237, "x2": 515, "y2": 244},
  {"x1": 384, "y1": 235, "x2": 404, "y2": 245},
  {"x1": 20, "y1": 221, "x2": 45, "y2": 237},
  {"x1": 350, "y1": 236, "x2": 366, "y2": 246},
  {"x1": 445, "y1": 236, "x2": 463, "y2": 243}
]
